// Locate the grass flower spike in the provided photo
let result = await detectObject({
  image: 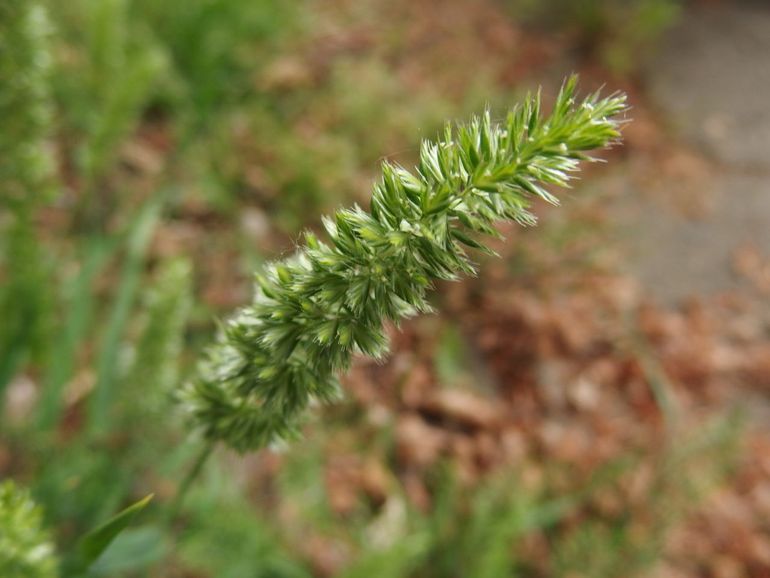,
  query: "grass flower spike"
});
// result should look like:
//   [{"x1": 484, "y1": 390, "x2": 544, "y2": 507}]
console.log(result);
[
  {"x1": 0, "y1": 481, "x2": 58, "y2": 578},
  {"x1": 183, "y1": 76, "x2": 628, "y2": 452},
  {"x1": 0, "y1": 0, "x2": 53, "y2": 206}
]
